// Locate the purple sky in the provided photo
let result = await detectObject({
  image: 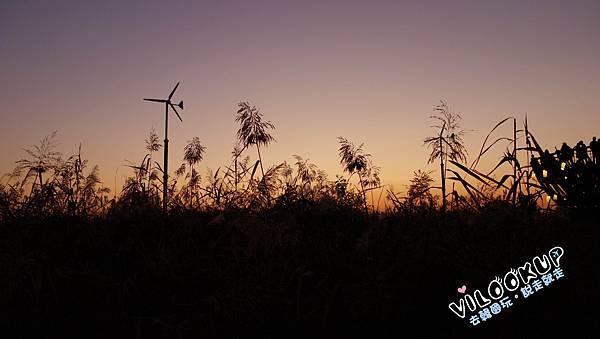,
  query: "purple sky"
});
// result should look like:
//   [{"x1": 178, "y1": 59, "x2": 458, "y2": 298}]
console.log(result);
[{"x1": 1, "y1": 0, "x2": 599, "y2": 194}]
